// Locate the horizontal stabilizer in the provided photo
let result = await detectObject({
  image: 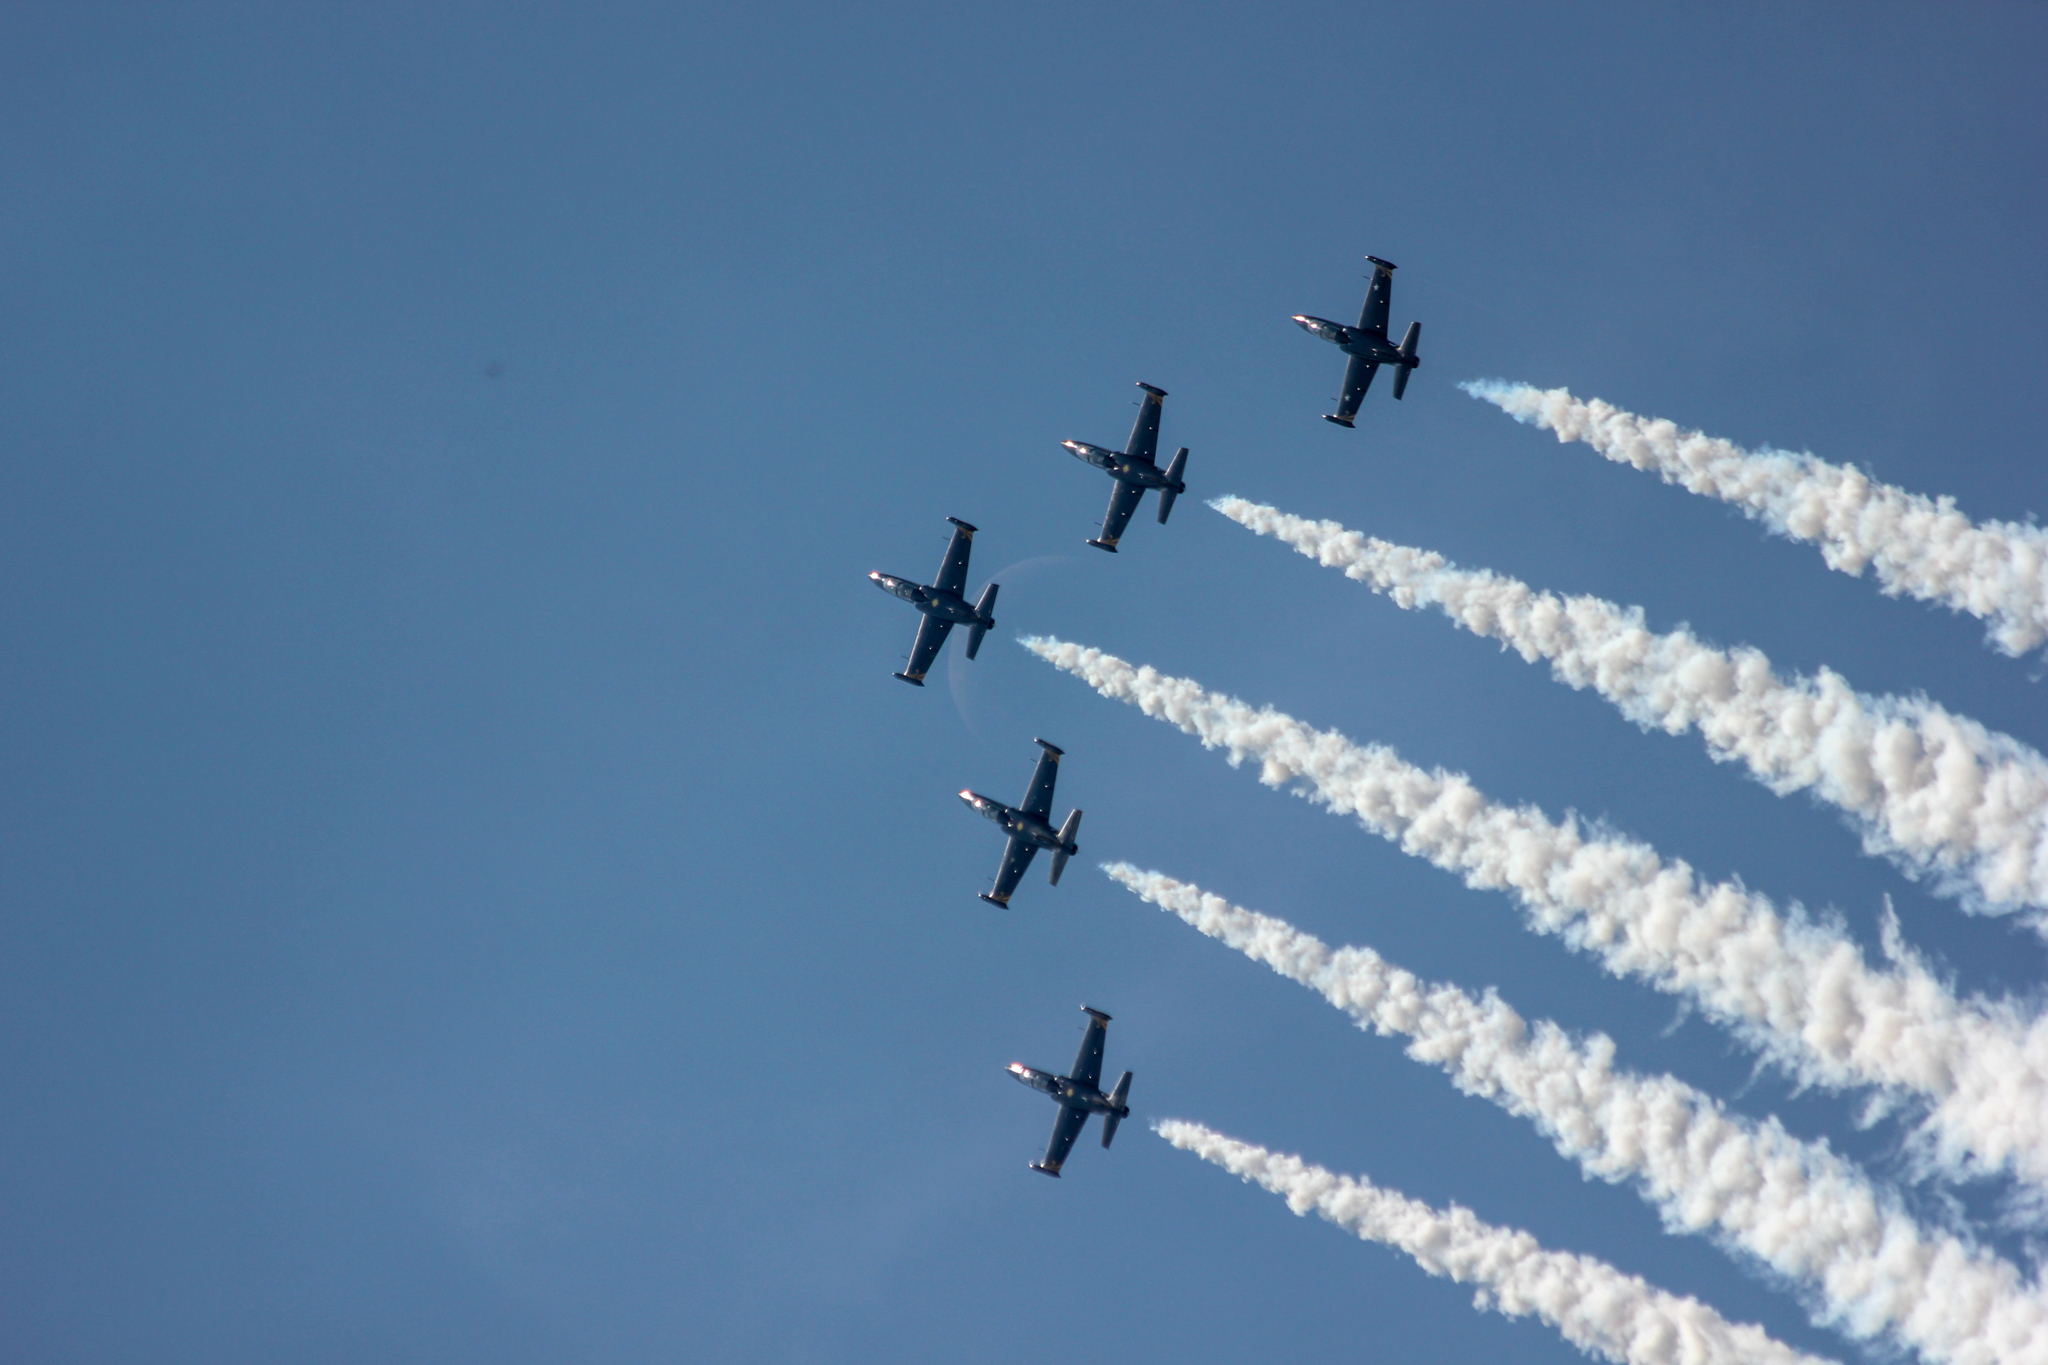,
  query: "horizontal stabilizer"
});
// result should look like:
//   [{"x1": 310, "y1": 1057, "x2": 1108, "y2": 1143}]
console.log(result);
[
  {"x1": 1322, "y1": 414, "x2": 1355, "y2": 428},
  {"x1": 1101, "y1": 1071, "x2": 1132, "y2": 1148},
  {"x1": 1086, "y1": 538, "x2": 1119, "y2": 553},
  {"x1": 945, "y1": 516, "x2": 978, "y2": 534},
  {"x1": 1157, "y1": 447, "x2": 1189, "y2": 523},
  {"x1": 1136, "y1": 381, "x2": 1167, "y2": 398},
  {"x1": 1392, "y1": 321, "x2": 1421, "y2": 400},
  {"x1": 1048, "y1": 810, "x2": 1082, "y2": 885},
  {"x1": 965, "y1": 583, "x2": 999, "y2": 659},
  {"x1": 978, "y1": 892, "x2": 1009, "y2": 907},
  {"x1": 892, "y1": 672, "x2": 925, "y2": 686},
  {"x1": 1029, "y1": 1162, "x2": 1061, "y2": 1178}
]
